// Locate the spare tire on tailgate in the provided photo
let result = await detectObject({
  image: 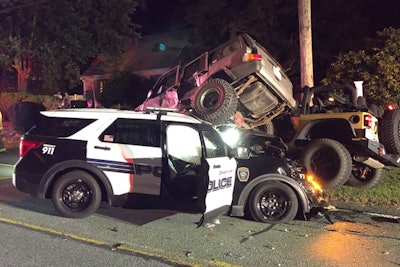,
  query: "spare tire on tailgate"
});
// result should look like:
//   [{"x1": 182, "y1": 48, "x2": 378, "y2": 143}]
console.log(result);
[
  {"x1": 379, "y1": 109, "x2": 400, "y2": 154},
  {"x1": 193, "y1": 78, "x2": 238, "y2": 125}
]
